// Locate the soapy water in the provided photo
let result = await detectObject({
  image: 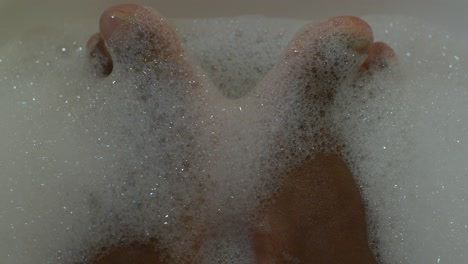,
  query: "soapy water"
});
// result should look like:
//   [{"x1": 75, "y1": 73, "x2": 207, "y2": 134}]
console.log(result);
[{"x1": 0, "y1": 15, "x2": 468, "y2": 264}]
